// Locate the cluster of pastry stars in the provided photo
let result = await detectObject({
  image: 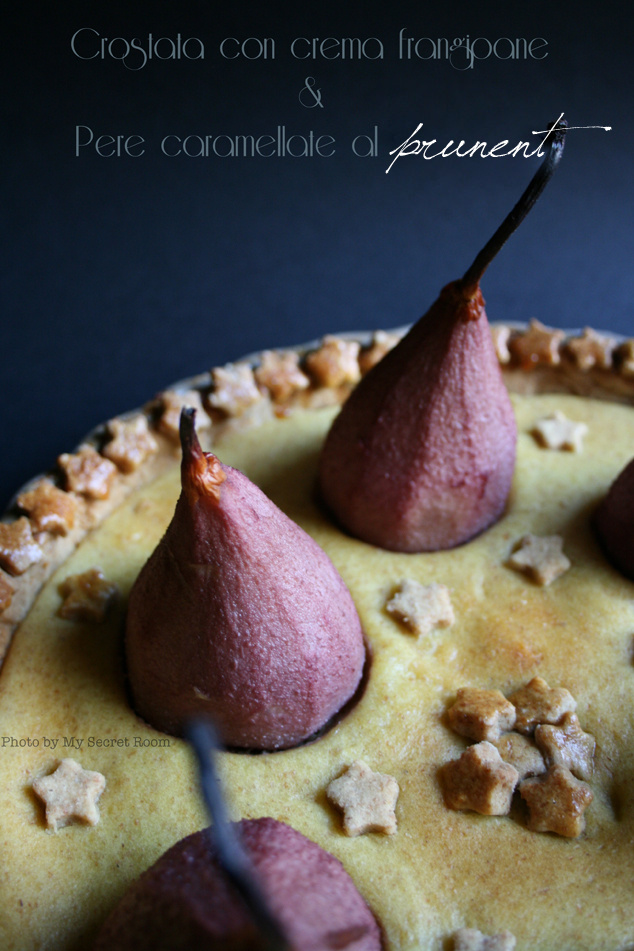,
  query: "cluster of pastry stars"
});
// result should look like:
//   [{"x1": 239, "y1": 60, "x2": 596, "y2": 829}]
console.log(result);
[{"x1": 441, "y1": 677, "x2": 595, "y2": 837}]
